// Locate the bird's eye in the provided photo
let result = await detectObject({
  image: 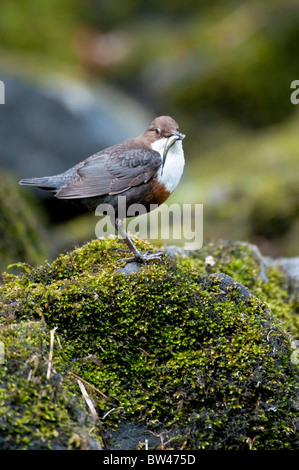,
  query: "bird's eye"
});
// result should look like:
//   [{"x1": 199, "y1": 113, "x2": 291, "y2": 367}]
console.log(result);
[{"x1": 155, "y1": 128, "x2": 161, "y2": 135}]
